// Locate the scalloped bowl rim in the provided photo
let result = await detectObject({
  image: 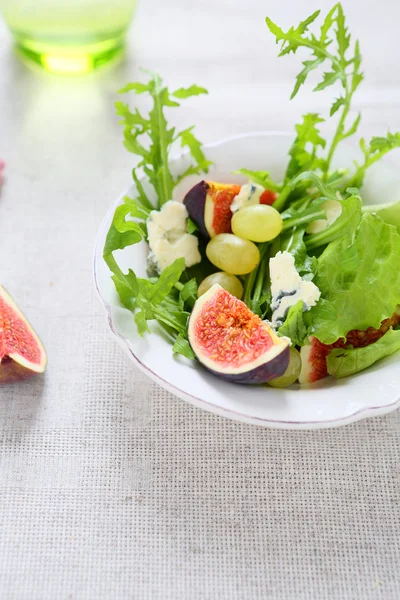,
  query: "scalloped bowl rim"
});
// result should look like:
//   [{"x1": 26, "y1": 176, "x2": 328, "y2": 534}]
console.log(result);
[{"x1": 93, "y1": 131, "x2": 400, "y2": 429}]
